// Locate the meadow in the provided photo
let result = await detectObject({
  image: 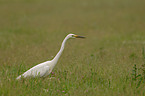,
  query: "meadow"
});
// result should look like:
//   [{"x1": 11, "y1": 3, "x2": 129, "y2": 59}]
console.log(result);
[{"x1": 0, "y1": 0, "x2": 145, "y2": 95}]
